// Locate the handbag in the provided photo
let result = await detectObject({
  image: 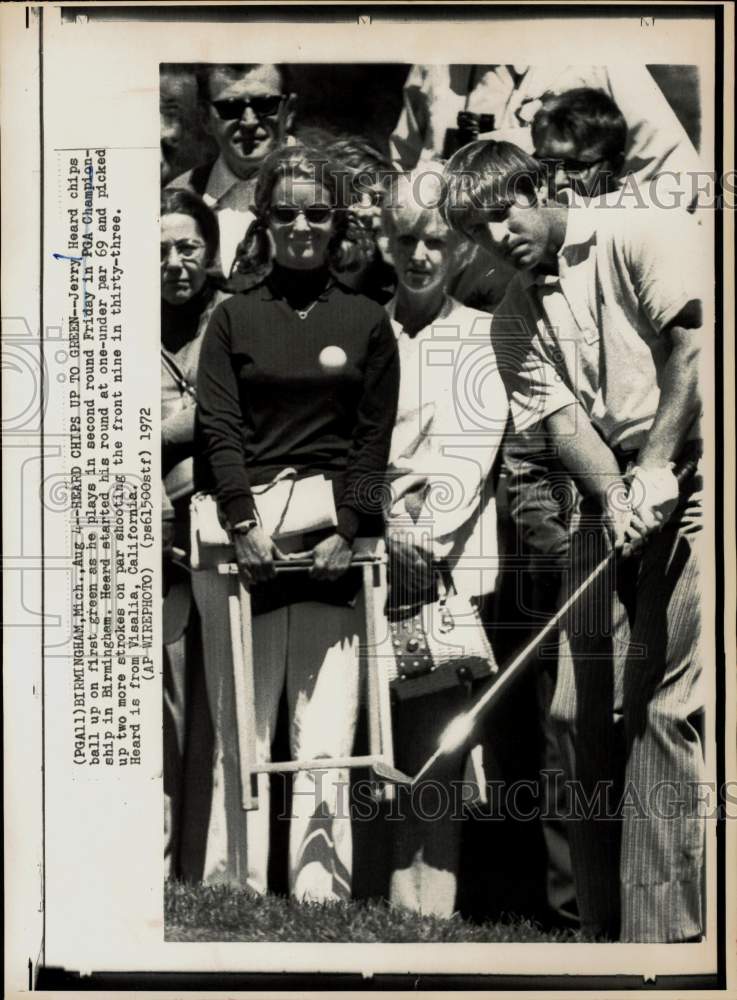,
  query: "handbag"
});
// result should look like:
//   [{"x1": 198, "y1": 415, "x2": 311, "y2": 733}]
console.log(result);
[
  {"x1": 190, "y1": 471, "x2": 338, "y2": 569},
  {"x1": 387, "y1": 572, "x2": 498, "y2": 701}
]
